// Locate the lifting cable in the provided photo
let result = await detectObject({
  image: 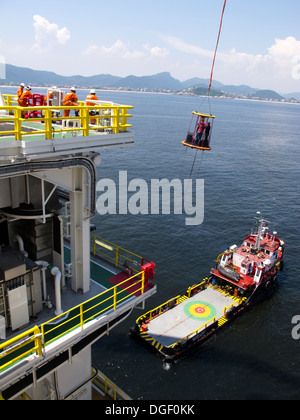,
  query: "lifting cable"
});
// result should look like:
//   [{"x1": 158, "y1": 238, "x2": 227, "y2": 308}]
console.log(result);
[
  {"x1": 208, "y1": 0, "x2": 227, "y2": 96},
  {"x1": 184, "y1": 0, "x2": 227, "y2": 184},
  {"x1": 183, "y1": 149, "x2": 198, "y2": 207}
]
